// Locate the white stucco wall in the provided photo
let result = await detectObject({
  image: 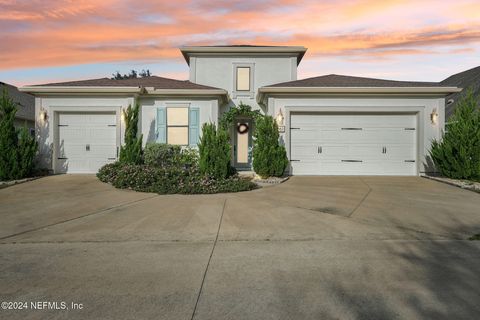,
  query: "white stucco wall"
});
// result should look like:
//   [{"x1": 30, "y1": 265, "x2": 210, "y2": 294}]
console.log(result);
[
  {"x1": 35, "y1": 96, "x2": 133, "y2": 172},
  {"x1": 190, "y1": 55, "x2": 297, "y2": 112},
  {"x1": 267, "y1": 95, "x2": 446, "y2": 174},
  {"x1": 35, "y1": 95, "x2": 219, "y2": 172}
]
